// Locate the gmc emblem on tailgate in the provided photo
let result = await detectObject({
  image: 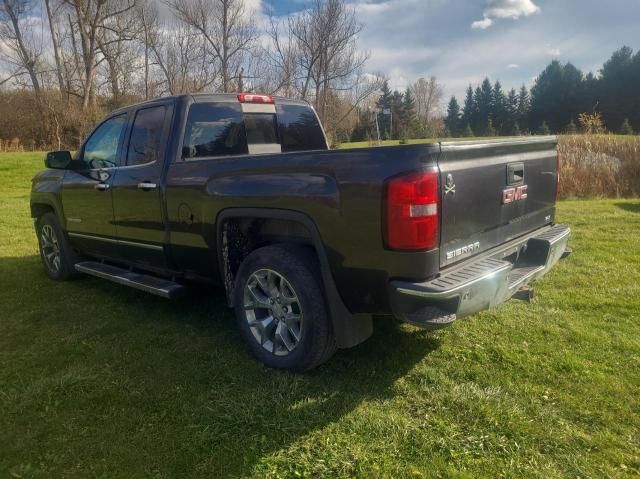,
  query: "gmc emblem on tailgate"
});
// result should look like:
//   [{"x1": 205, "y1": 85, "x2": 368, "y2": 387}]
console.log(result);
[{"x1": 502, "y1": 185, "x2": 528, "y2": 204}]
